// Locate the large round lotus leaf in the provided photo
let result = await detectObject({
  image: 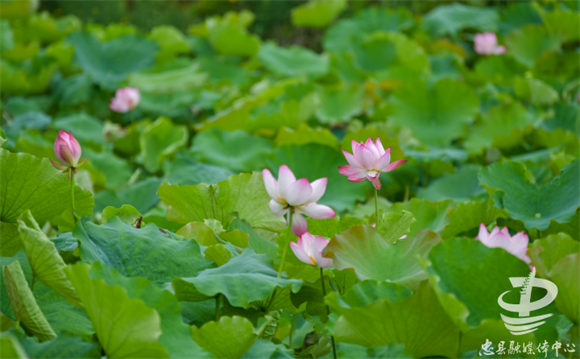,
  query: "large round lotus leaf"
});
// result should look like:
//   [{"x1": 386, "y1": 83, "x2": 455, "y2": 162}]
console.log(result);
[
  {"x1": 421, "y1": 3, "x2": 499, "y2": 38},
  {"x1": 505, "y1": 25, "x2": 561, "y2": 68},
  {"x1": 258, "y1": 43, "x2": 329, "y2": 78},
  {"x1": 64, "y1": 263, "x2": 169, "y2": 358},
  {"x1": 327, "y1": 281, "x2": 459, "y2": 358},
  {"x1": 190, "y1": 128, "x2": 272, "y2": 173},
  {"x1": 192, "y1": 316, "x2": 257, "y2": 359},
  {"x1": 323, "y1": 225, "x2": 440, "y2": 289},
  {"x1": 67, "y1": 32, "x2": 158, "y2": 90},
  {"x1": 75, "y1": 217, "x2": 215, "y2": 284},
  {"x1": 291, "y1": 0, "x2": 346, "y2": 28},
  {"x1": 389, "y1": 78, "x2": 479, "y2": 147},
  {"x1": 479, "y1": 160, "x2": 580, "y2": 230}
]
